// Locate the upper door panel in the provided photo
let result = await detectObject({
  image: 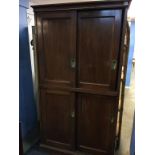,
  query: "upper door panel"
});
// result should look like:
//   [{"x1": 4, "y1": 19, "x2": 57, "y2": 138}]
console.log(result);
[
  {"x1": 78, "y1": 10, "x2": 122, "y2": 91},
  {"x1": 36, "y1": 11, "x2": 76, "y2": 88}
]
